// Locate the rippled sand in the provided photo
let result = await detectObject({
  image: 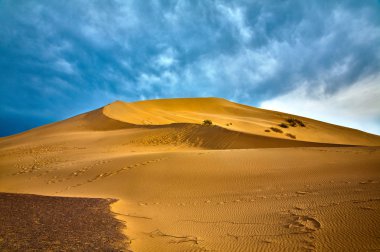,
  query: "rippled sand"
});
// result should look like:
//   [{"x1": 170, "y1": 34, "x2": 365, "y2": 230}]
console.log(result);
[{"x1": 1, "y1": 98, "x2": 379, "y2": 251}]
